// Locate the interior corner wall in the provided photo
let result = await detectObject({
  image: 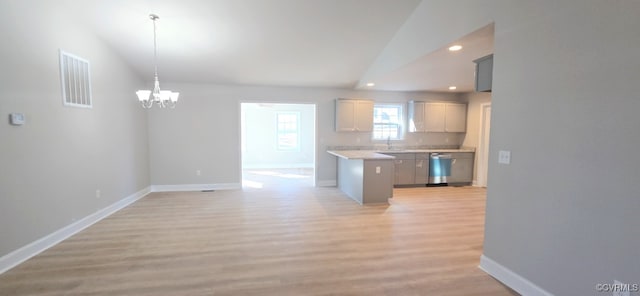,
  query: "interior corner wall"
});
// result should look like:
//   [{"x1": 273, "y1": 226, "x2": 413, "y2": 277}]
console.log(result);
[
  {"x1": 0, "y1": 2, "x2": 149, "y2": 258},
  {"x1": 147, "y1": 84, "x2": 462, "y2": 187}
]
